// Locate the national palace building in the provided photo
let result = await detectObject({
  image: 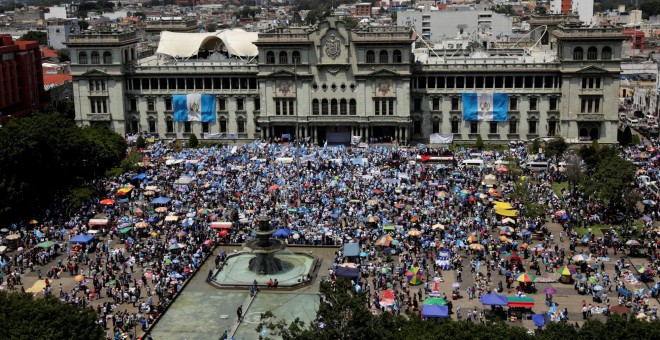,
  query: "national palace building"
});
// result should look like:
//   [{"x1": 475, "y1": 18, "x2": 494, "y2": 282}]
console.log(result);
[{"x1": 68, "y1": 14, "x2": 627, "y2": 144}]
